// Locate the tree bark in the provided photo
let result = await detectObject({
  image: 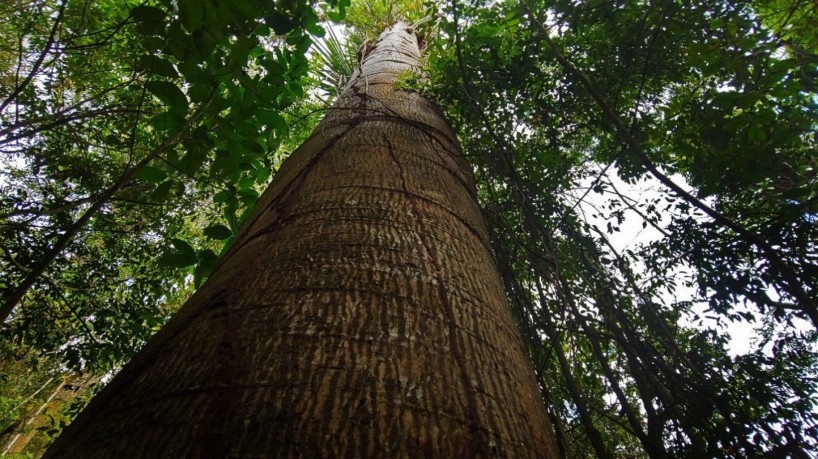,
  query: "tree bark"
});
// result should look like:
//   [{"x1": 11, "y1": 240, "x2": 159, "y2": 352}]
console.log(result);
[{"x1": 45, "y1": 22, "x2": 559, "y2": 458}]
